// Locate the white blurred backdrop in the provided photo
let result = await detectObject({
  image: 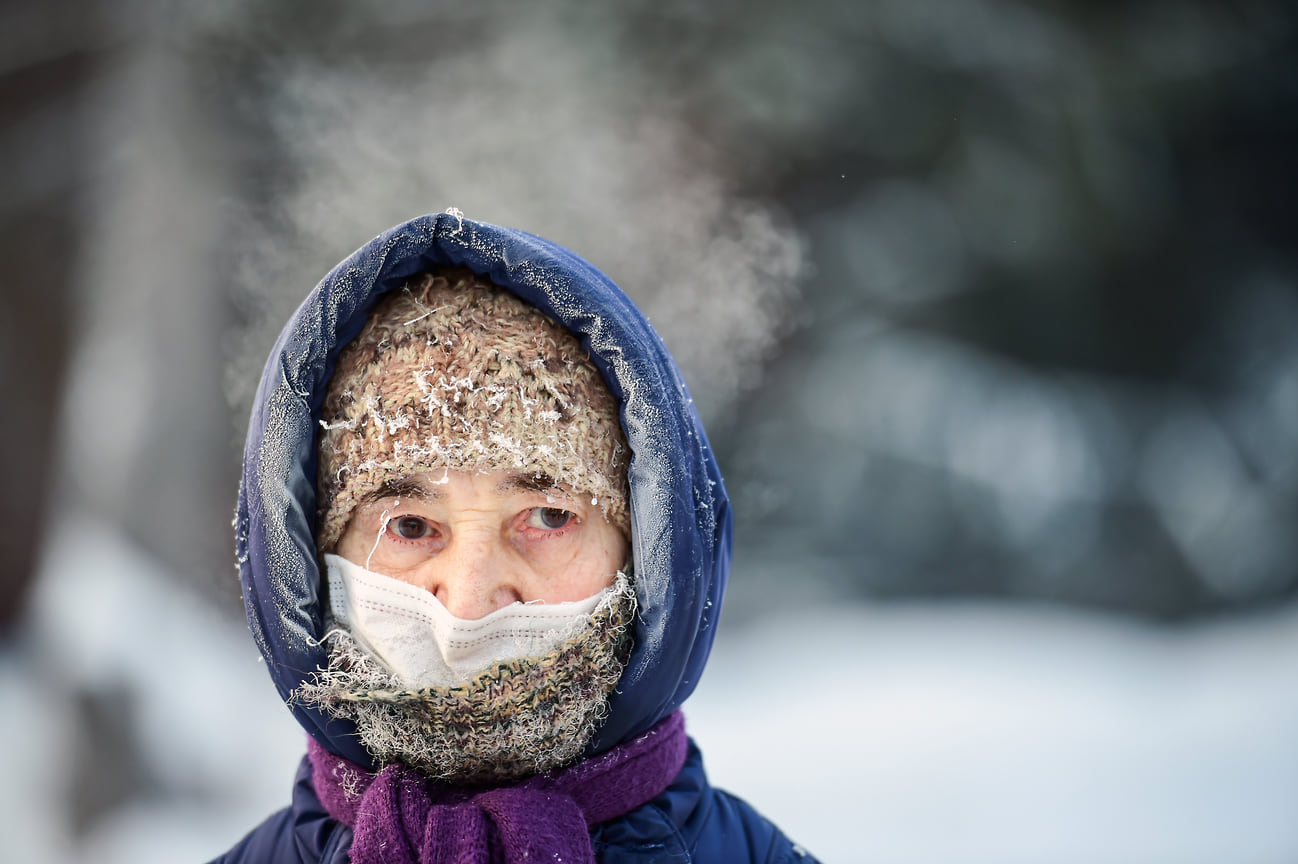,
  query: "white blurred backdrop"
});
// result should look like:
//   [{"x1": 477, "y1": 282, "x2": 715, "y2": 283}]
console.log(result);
[{"x1": 3, "y1": 1, "x2": 1297, "y2": 862}]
